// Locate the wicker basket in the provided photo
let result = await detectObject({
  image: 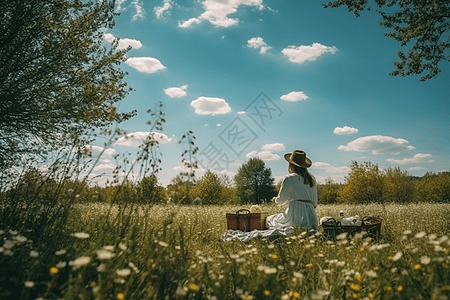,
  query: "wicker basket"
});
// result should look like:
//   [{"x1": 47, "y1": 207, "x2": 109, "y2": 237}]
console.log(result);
[{"x1": 321, "y1": 216, "x2": 382, "y2": 240}]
